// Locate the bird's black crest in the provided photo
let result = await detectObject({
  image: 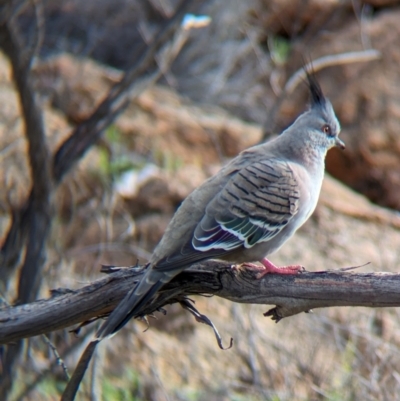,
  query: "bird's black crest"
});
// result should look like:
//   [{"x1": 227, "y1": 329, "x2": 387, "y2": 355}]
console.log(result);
[{"x1": 304, "y1": 65, "x2": 326, "y2": 108}]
